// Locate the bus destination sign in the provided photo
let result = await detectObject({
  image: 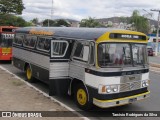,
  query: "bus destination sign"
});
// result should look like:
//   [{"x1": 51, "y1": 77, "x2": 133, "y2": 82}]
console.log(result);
[
  {"x1": 109, "y1": 33, "x2": 147, "y2": 40},
  {"x1": 2, "y1": 33, "x2": 14, "y2": 39}
]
